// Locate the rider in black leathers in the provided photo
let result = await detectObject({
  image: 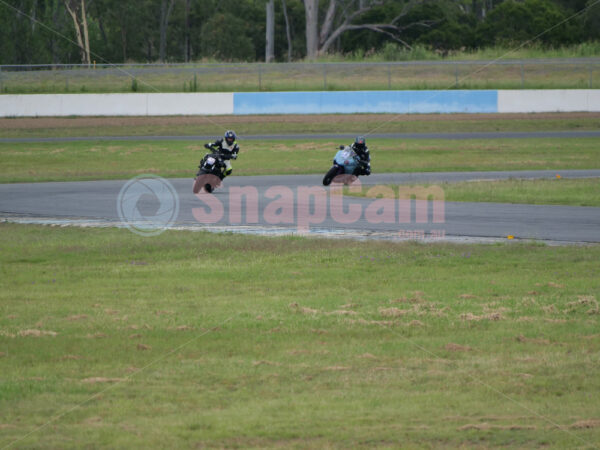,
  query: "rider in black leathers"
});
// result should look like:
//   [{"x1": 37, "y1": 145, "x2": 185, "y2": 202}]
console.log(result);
[
  {"x1": 204, "y1": 130, "x2": 239, "y2": 177},
  {"x1": 351, "y1": 136, "x2": 371, "y2": 176}
]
